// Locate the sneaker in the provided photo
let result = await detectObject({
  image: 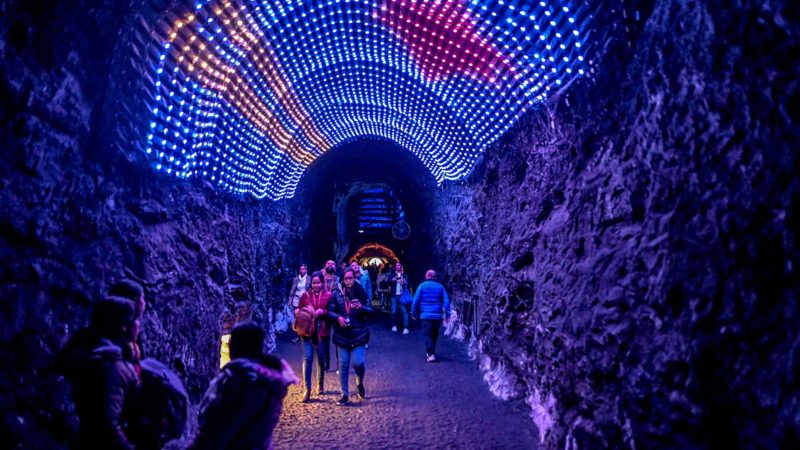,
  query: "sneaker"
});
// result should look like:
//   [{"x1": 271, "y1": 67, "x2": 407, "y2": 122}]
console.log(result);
[
  {"x1": 357, "y1": 383, "x2": 366, "y2": 399},
  {"x1": 426, "y1": 354, "x2": 436, "y2": 362},
  {"x1": 402, "y1": 328, "x2": 410, "y2": 335},
  {"x1": 301, "y1": 390, "x2": 311, "y2": 403},
  {"x1": 391, "y1": 326, "x2": 398, "y2": 332},
  {"x1": 336, "y1": 395, "x2": 349, "y2": 406}
]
